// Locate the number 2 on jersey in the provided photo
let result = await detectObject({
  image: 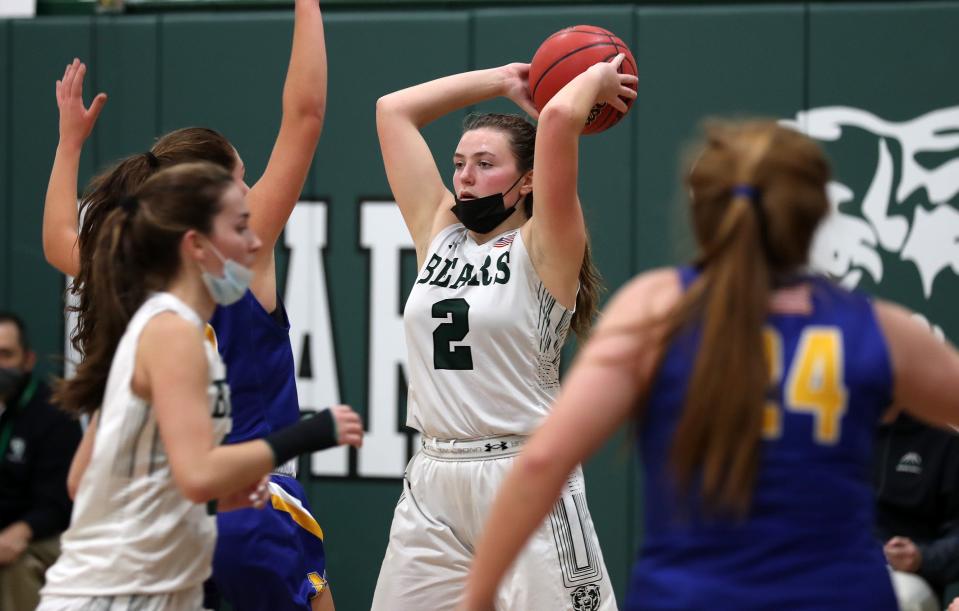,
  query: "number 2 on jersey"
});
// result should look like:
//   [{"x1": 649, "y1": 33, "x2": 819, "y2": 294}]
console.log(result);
[
  {"x1": 762, "y1": 326, "x2": 848, "y2": 444},
  {"x1": 432, "y1": 298, "x2": 473, "y2": 370}
]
